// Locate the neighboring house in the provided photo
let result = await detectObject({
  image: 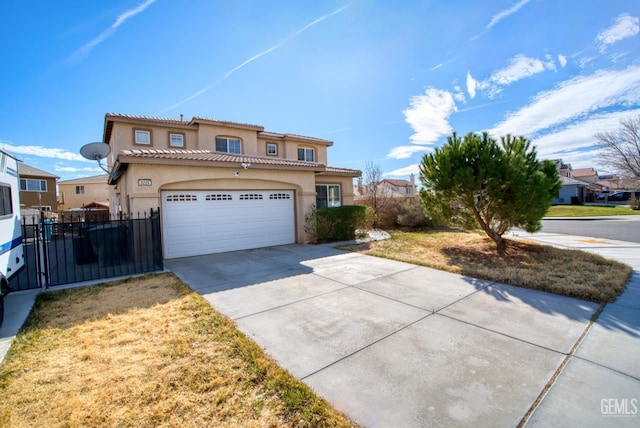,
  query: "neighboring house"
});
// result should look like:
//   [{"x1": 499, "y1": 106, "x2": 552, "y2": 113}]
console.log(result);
[
  {"x1": 571, "y1": 167, "x2": 598, "y2": 184},
  {"x1": 380, "y1": 176, "x2": 417, "y2": 197},
  {"x1": 355, "y1": 174, "x2": 418, "y2": 200},
  {"x1": 17, "y1": 163, "x2": 59, "y2": 211},
  {"x1": 102, "y1": 113, "x2": 361, "y2": 258},
  {"x1": 553, "y1": 176, "x2": 590, "y2": 205},
  {"x1": 597, "y1": 174, "x2": 639, "y2": 191},
  {"x1": 58, "y1": 174, "x2": 109, "y2": 210},
  {"x1": 552, "y1": 159, "x2": 572, "y2": 177}
]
